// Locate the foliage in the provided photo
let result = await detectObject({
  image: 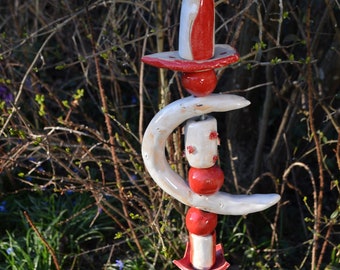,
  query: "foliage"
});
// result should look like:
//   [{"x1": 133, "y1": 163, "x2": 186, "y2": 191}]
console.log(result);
[{"x1": 0, "y1": 0, "x2": 339, "y2": 269}]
